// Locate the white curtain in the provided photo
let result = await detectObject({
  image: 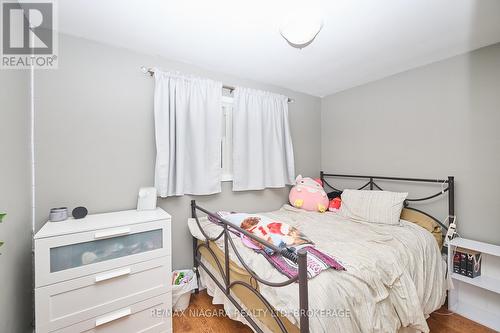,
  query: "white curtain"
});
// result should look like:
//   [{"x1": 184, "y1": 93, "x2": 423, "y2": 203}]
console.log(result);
[
  {"x1": 154, "y1": 70, "x2": 222, "y2": 197},
  {"x1": 232, "y1": 87, "x2": 295, "y2": 191}
]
